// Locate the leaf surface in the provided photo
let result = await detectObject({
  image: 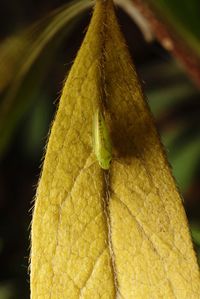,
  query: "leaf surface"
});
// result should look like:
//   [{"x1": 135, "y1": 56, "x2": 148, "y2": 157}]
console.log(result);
[{"x1": 31, "y1": 1, "x2": 200, "y2": 298}]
